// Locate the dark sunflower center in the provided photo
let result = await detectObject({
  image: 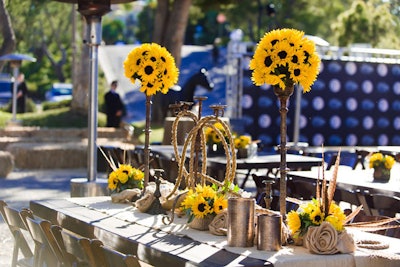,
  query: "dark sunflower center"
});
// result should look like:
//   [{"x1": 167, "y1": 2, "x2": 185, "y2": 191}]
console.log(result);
[
  {"x1": 264, "y1": 56, "x2": 273, "y2": 67},
  {"x1": 136, "y1": 59, "x2": 141, "y2": 66},
  {"x1": 291, "y1": 55, "x2": 298, "y2": 64},
  {"x1": 315, "y1": 215, "x2": 322, "y2": 222},
  {"x1": 150, "y1": 56, "x2": 156, "y2": 62},
  {"x1": 145, "y1": 65, "x2": 154, "y2": 75},
  {"x1": 294, "y1": 69, "x2": 301, "y2": 76},
  {"x1": 198, "y1": 203, "x2": 207, "y2": 212},
  {"x1": 278, "y1": 51, "x2": 287, "y2": 59},
  {"x1": 304, "y1": 51, "x2": 310, "y2": 63}
]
